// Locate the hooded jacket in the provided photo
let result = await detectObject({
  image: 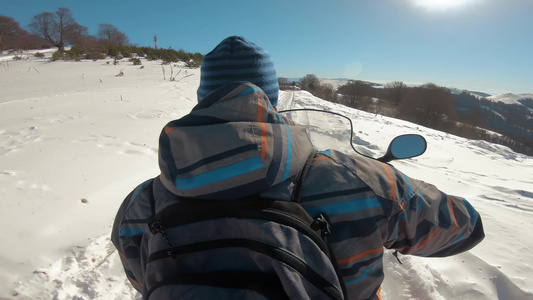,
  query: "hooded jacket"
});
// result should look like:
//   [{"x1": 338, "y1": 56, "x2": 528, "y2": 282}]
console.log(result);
[{"x1": 112, "y1": 82, "x2": 484, "y2": 299}]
